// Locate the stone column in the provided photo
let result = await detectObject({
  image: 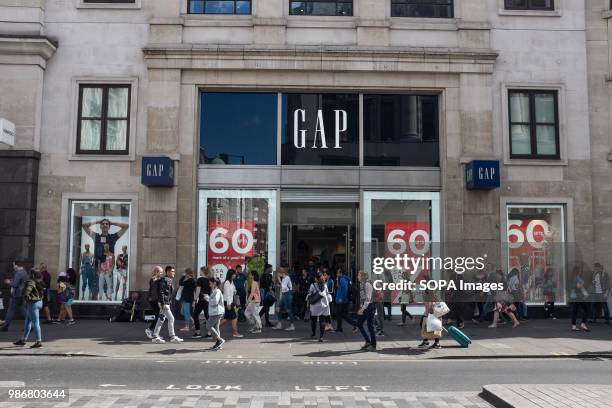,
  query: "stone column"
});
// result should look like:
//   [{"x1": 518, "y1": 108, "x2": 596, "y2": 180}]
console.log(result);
[{"x1": 142, "y1": 68, "x2": 182, "y2": 277}]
